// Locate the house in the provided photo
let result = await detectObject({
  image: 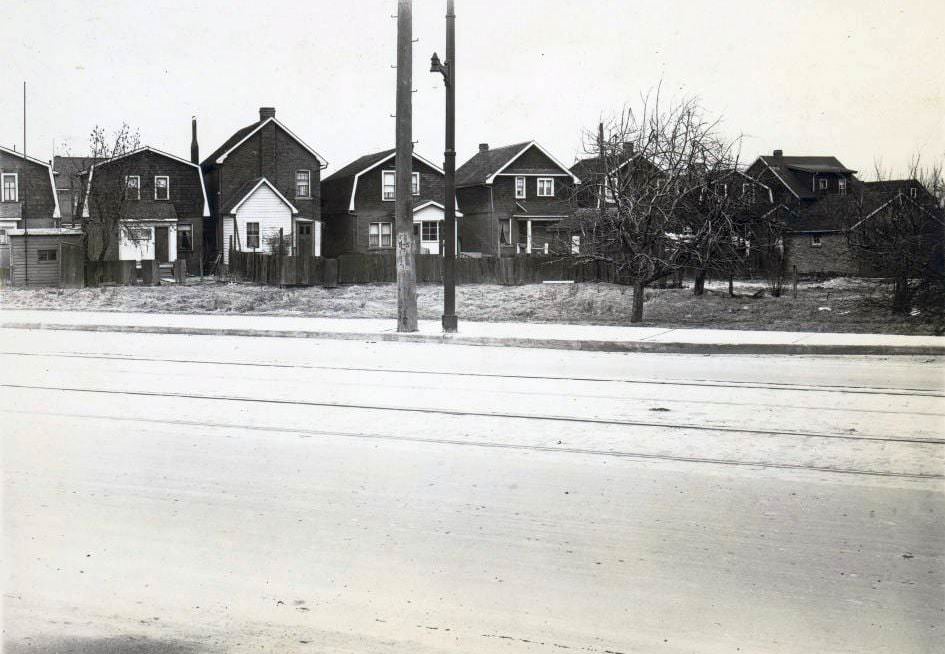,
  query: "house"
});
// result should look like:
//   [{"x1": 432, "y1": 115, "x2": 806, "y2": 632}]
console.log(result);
[
  {"x1": 201, "y1": 107, "x2": 328, "y2": 265},
  {"x1": 569, "y1": 143, "x2": 661, "y2": 209},
  {"x1": 53, "y1": 155, "x2": 98, "y2": 227},
  {"x1": 320, "y1": 148, "x2": 461, "y2": 256},
  {"x1": 455, "y1": 141, "x2": 581, "y2": 256},
  {"x1": 77, "y1": 146, "x2": 209, "y2": 272},
  {"x1": 746, "y1": 150, "x2": 858, "y2": 205},
  {"x1": 1, "y1": 145, "x2": 64, "y2": 280}
]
